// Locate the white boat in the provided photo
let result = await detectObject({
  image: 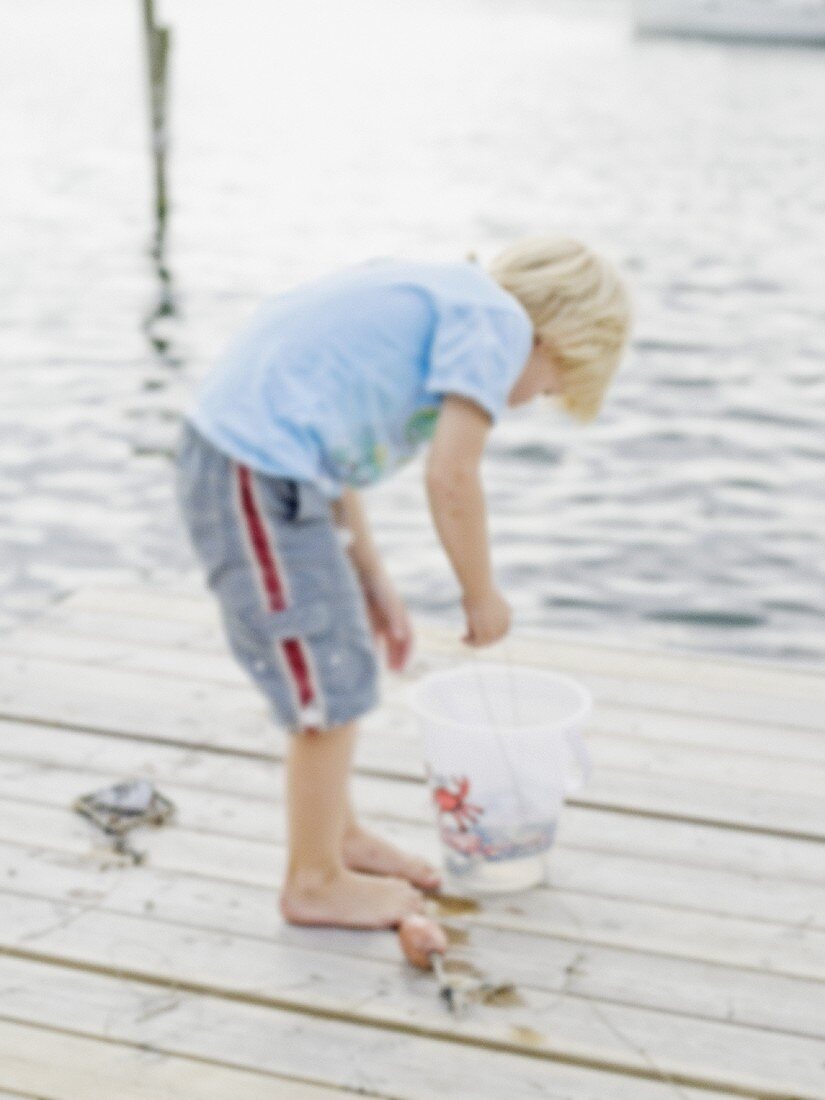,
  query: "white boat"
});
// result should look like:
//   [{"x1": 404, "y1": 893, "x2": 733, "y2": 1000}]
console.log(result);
[{"x1": 635, "y1": 0, "x2": 825, "y2": 44}]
